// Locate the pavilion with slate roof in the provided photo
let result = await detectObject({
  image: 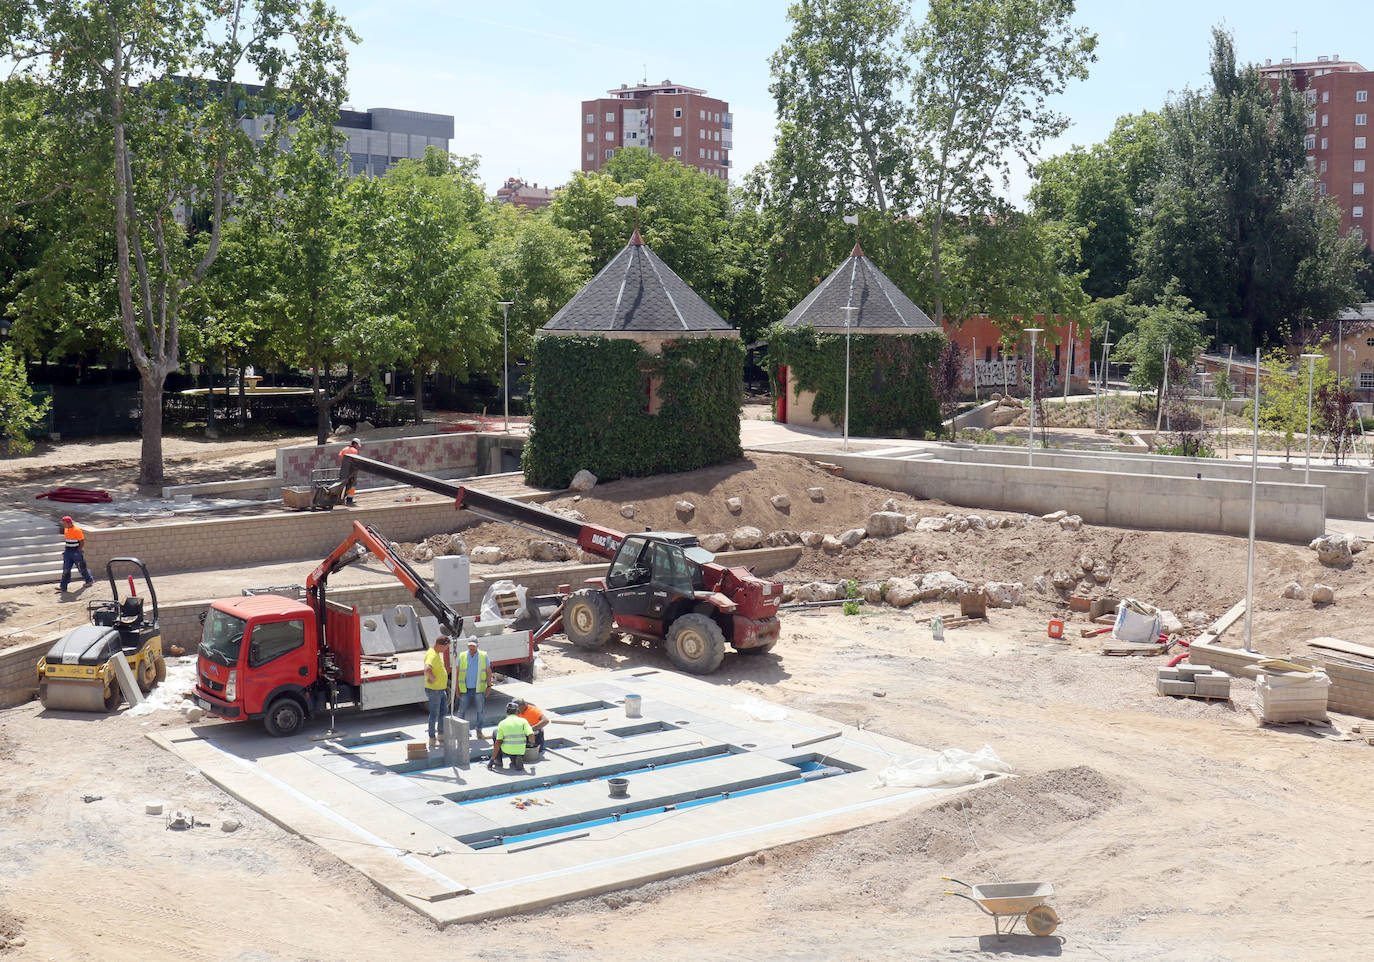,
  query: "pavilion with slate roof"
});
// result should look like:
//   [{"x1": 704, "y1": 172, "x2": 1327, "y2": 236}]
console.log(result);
[
  {"x1": 771, "y1": 242, "x2": 943, "y2": 432},
  {"x1": 522, "y1": 230, "x2": 744, "y2": 487}
]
